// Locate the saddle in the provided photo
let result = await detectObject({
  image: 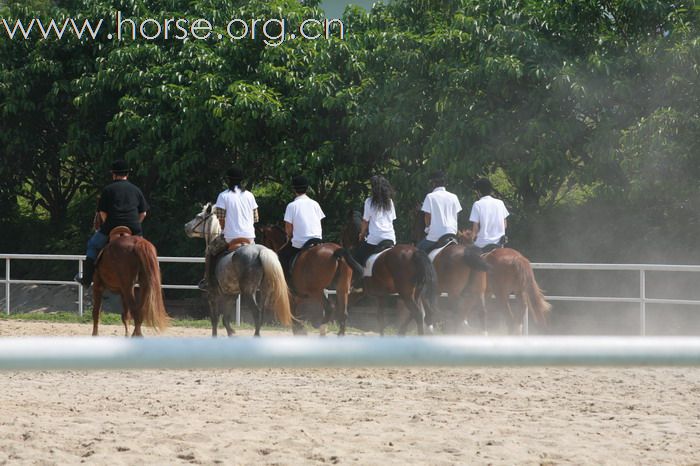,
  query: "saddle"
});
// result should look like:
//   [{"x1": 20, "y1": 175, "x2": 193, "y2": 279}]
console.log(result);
[
  {"x1": 424, "y1": 233, "x2": 457, "y2": 254},
  {"x1": 227, "y1": 237, "x2": 253, "y2": 252},
  {"x1": 95, "y1": 226, "x2": 133, "y2": 266},
  {"x1": 364, "y1": 241, "x2": 395, "y2": 277},
  {"x1": 109, "y1": 226, "x2": 132, "y2": 241}
]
